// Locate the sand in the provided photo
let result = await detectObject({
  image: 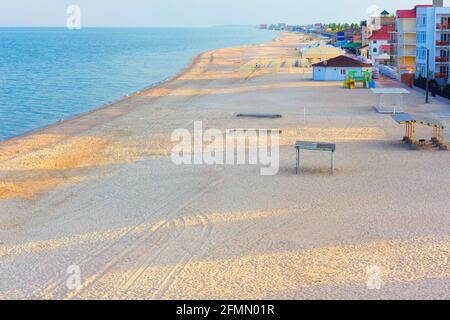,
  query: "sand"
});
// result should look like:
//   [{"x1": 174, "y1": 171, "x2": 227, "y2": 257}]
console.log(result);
[{"x1": 0, "y1": 32, "x2": 449, "y2": 300}]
